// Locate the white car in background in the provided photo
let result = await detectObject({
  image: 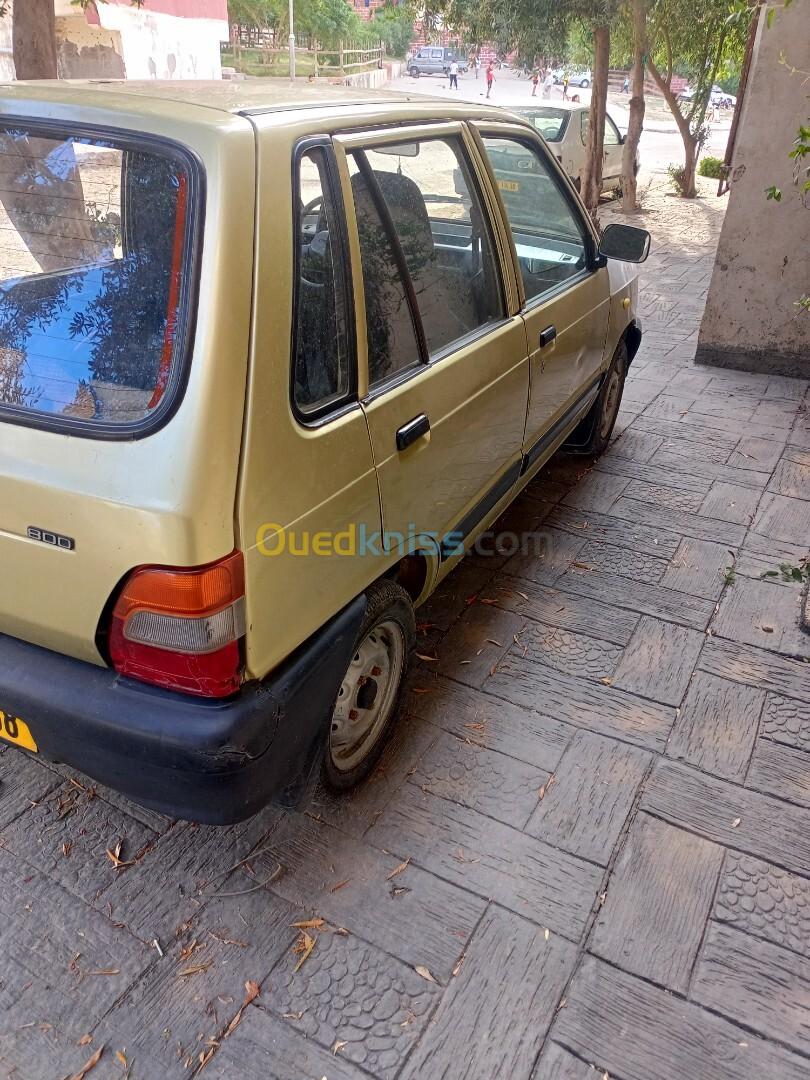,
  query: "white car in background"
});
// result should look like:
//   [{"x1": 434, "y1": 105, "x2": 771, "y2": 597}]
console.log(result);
[
  {"x1": 510, "y1": 102, "x2": 638, "y2": 194},
  {"x1": 679, "y1": 84, "x2": 736, "y2": 108},
  {"x1": 553, "y1": 69, "x2": 592, "y2": 88}
]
